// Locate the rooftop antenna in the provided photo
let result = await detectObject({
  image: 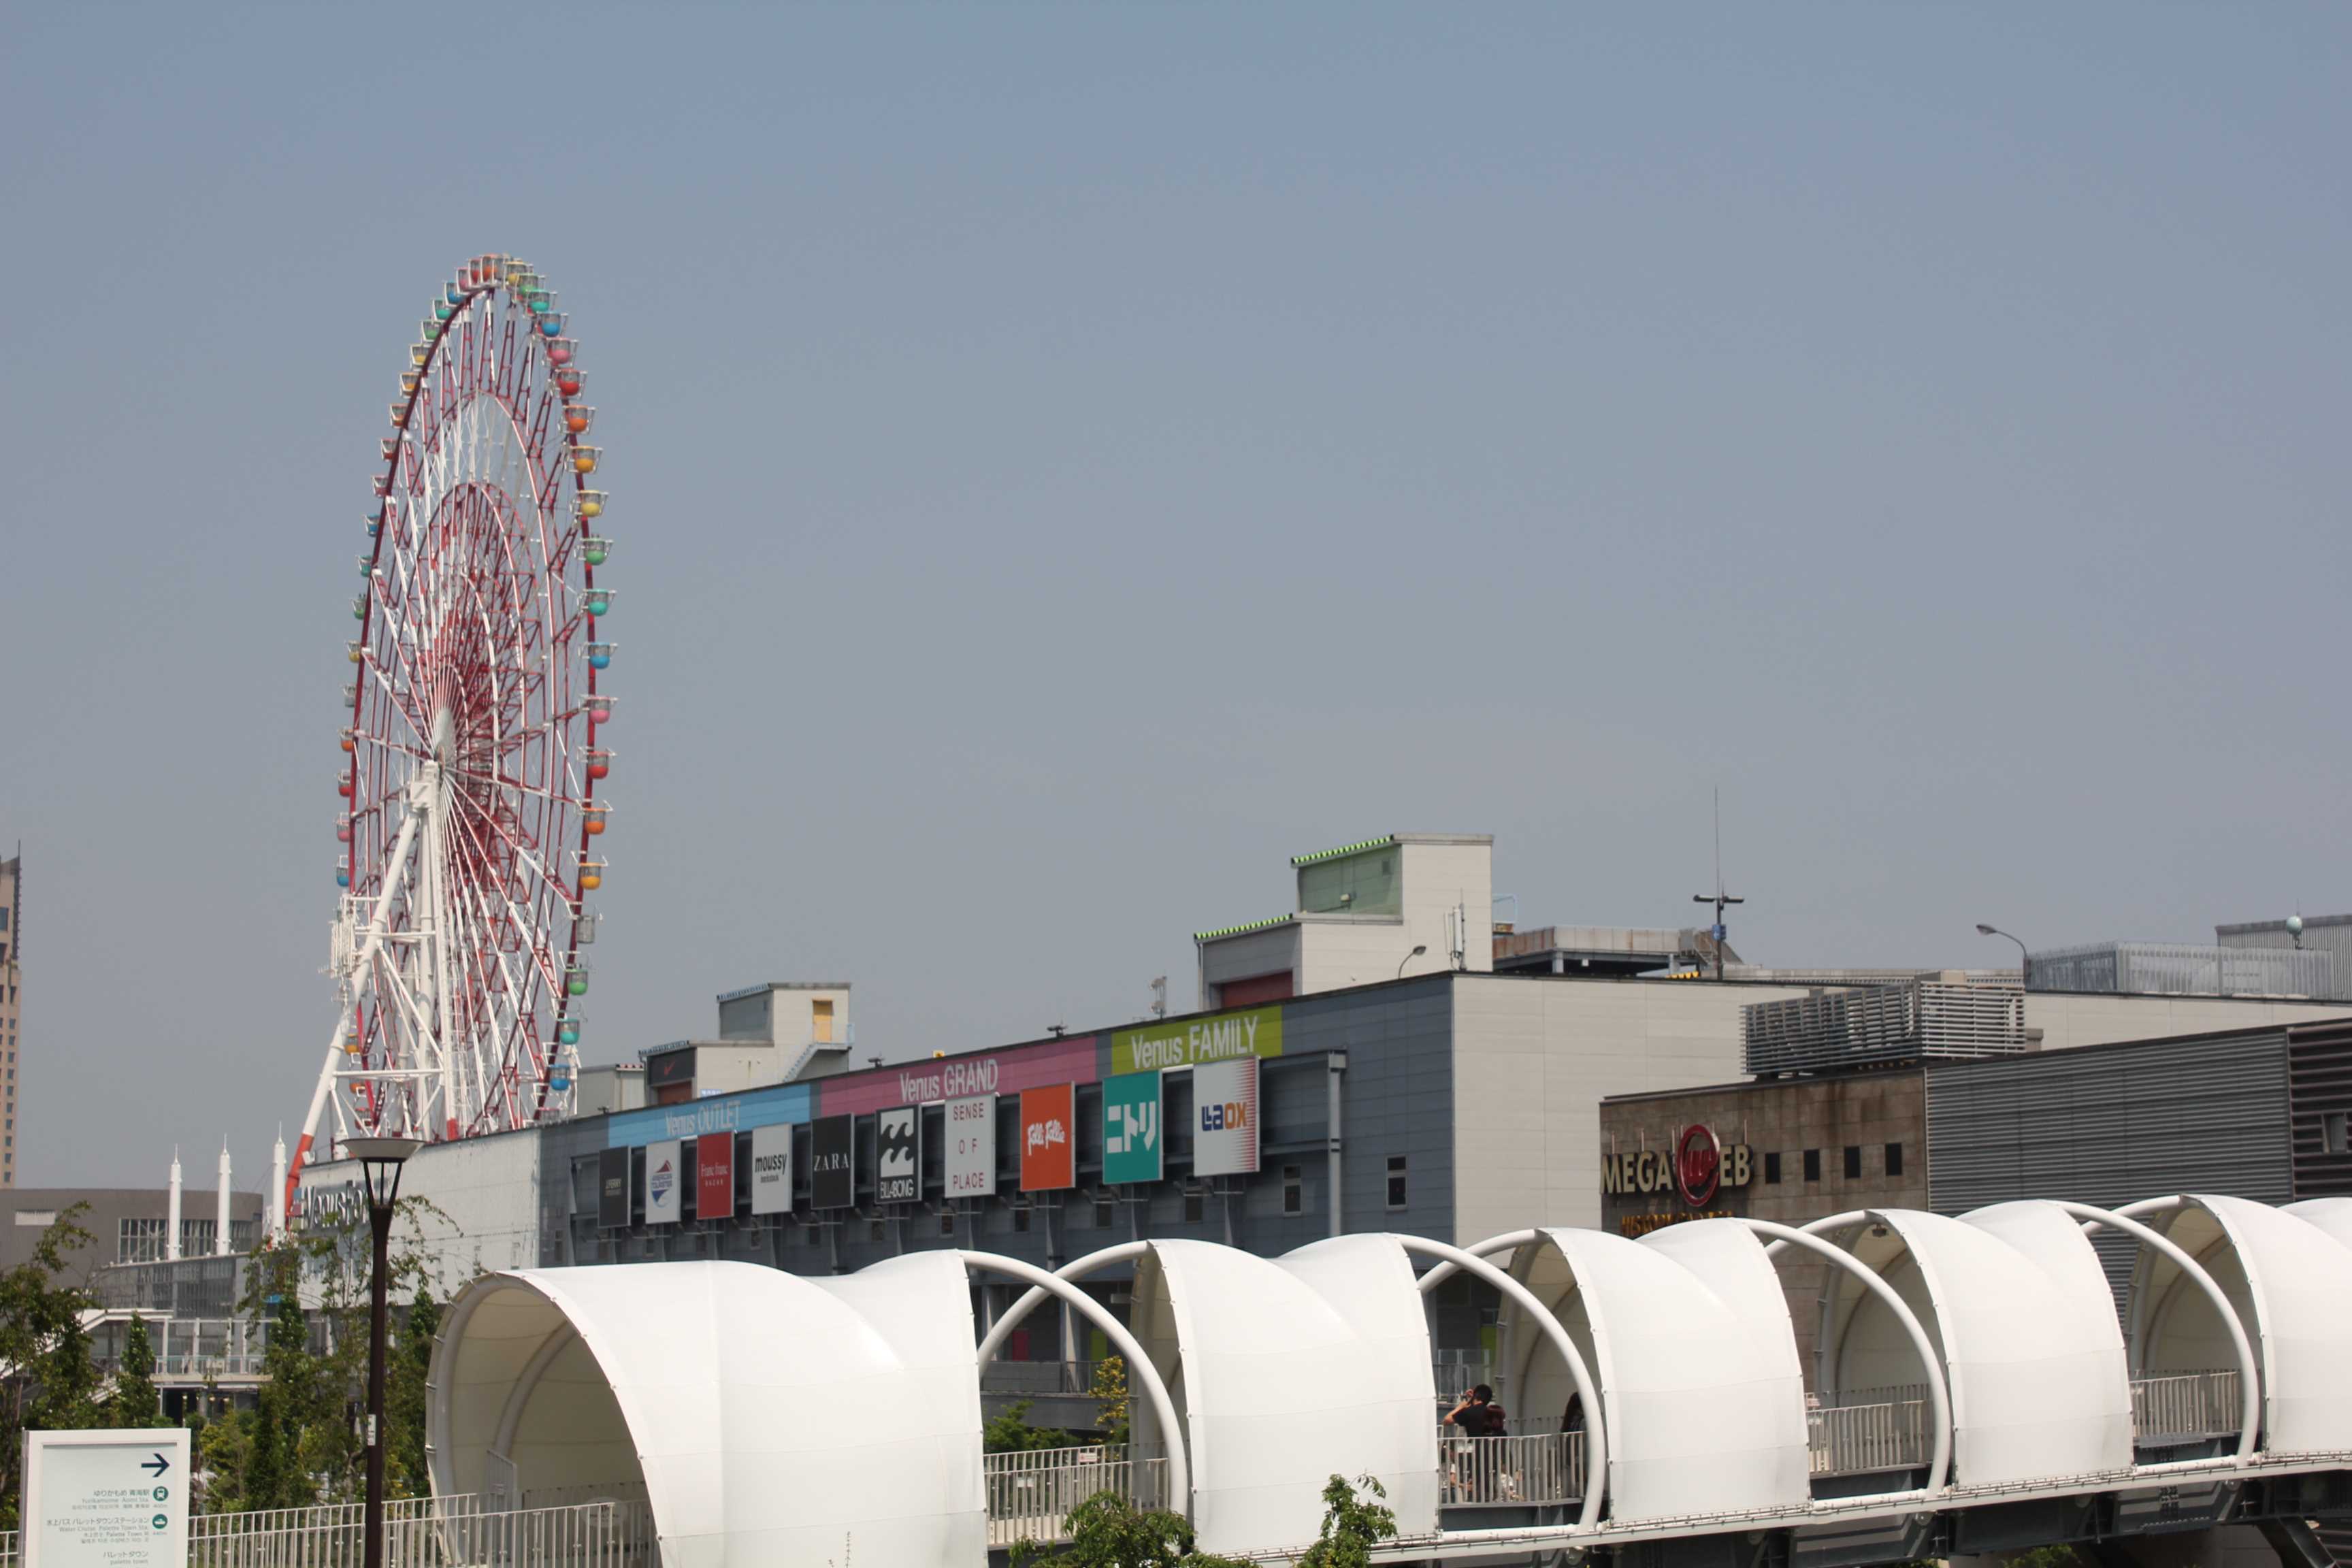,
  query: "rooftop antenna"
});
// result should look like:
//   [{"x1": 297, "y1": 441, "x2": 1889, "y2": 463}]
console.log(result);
[
  {"x1": 1692, "y1": 787, "x2": 1744, "y2": 981},
  {"x1": 1149, "y1": 977, "x2": 1167, "y2": 1022}
]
